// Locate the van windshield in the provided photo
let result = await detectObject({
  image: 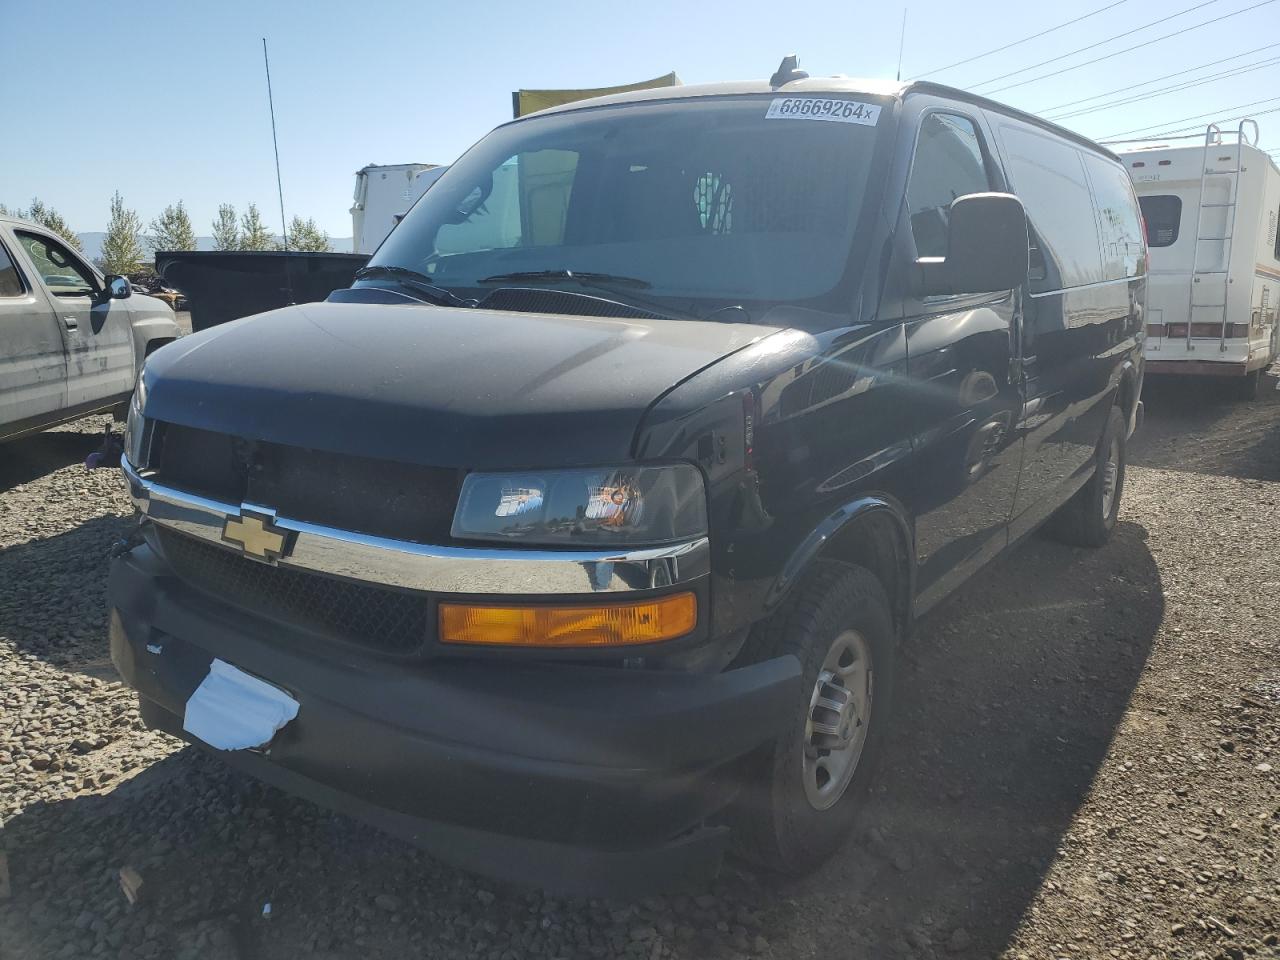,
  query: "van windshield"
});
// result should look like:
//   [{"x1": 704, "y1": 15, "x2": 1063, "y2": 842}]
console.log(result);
[{"x1": 370, "y1": 95, "x2": 888, "y2": 319}]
